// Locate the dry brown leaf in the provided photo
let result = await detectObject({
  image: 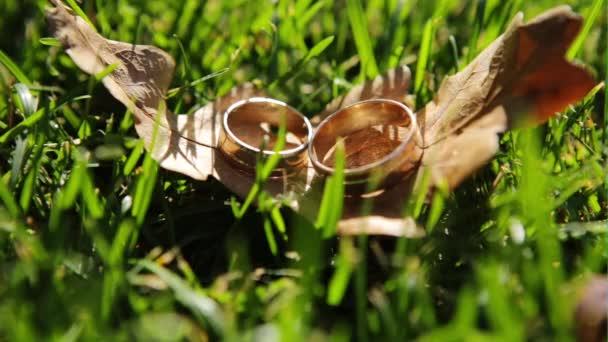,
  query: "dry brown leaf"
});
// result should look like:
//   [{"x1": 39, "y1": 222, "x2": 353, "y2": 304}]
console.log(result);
[
  {"x1": 46, "y1": 1, "x2": 595, "y2": 237},
  {"x1": 46, "y1": 0, "x2": 174, "y2": 125},
  {"x1": 420, "y1": 107, "x2": 507, "y2": 189},
  {"x1": 46, "y1": 1, "x2": 264, "y2": 181},
  {"x1": 418, "y1": 5, "x2": 596, "y2": 190},
  {"x1": 337, "y1": 216, "x2": 423, "y2": 237}
]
